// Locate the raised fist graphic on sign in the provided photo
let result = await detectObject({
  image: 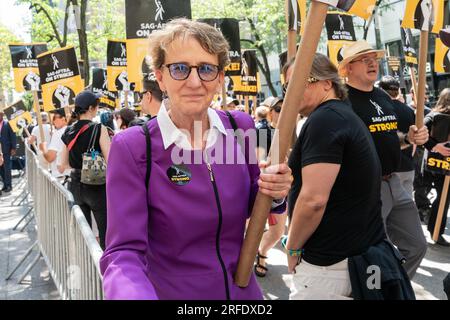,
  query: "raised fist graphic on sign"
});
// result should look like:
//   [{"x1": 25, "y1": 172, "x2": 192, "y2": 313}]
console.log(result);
[
  {"x1": 25, "y1": 71, "x2": 41, "y2": 91},
  {"x1": 54, "y1": 85, "x2": 71, "y2": 107},
  {"x1": 118, "y1": 71, "x2": 131, "y2": 91},
  {"x1": 420, "y1": 0, "x2": 433, "y2": 31}
]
